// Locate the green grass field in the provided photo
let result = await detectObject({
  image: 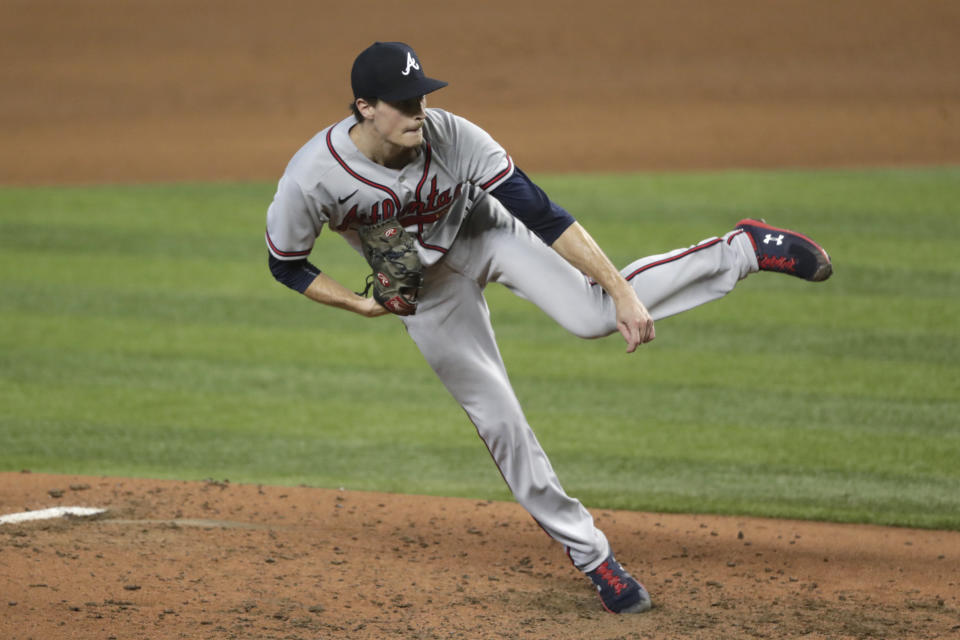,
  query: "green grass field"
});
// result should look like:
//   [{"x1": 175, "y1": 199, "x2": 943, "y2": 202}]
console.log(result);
[{"x1": 2, "y1": 168, "x2": 958, "y2": 529}]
